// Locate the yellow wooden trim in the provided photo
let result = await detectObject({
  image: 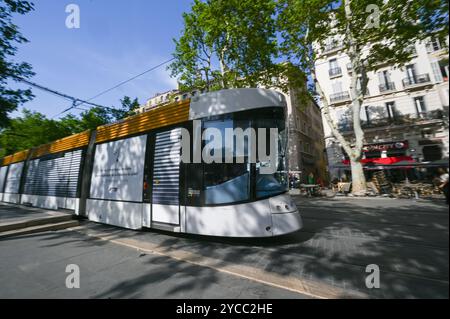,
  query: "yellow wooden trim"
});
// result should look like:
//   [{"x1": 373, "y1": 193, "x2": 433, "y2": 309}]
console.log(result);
[
  {"x1": 1, "y1": 149, "x2": 29, "y2": 166},
  {"x1": 31, "y1": 130, "x2": 91, "y2": 159},
  {"x1": 95, "y1": 99, "x2": 191, "y2": 143},
  {"x1": 0, "y1": 99, "x2": 190, "y2": 165}
]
